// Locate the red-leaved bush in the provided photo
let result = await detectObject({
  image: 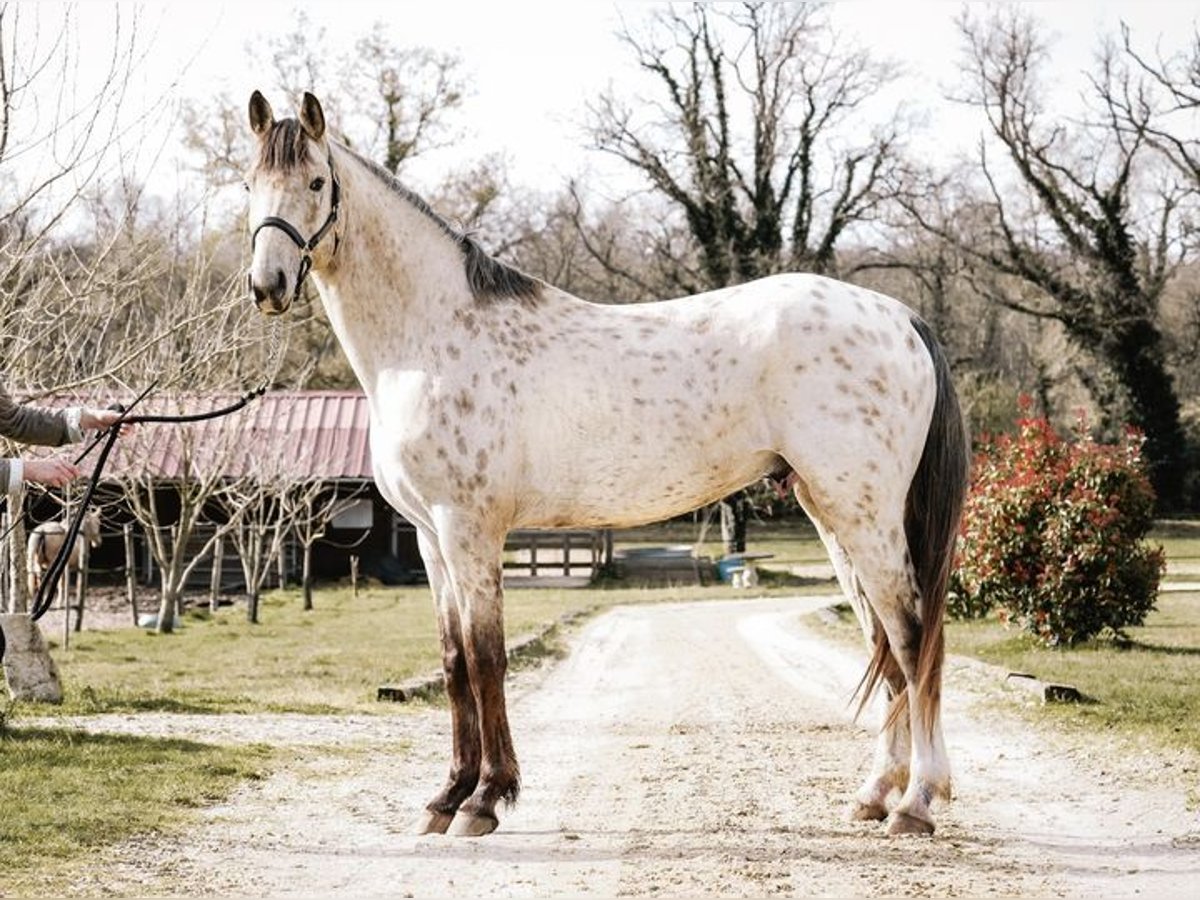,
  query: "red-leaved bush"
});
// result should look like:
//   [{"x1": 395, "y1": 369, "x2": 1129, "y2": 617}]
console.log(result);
[{"x1": 948, "y1": 399, "x2": 1165, "y2": 645}]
